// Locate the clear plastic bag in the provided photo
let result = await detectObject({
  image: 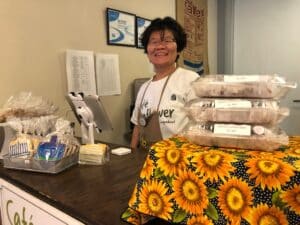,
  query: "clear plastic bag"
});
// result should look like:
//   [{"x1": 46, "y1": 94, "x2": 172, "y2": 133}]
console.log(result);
[
  {"x1": 182, "y1": 122, "x2": 289, "y2": 151},
  {"x1": 192, "y1": 74, "x2": 297, "y2": 99},
  {"x1": 6, "y1": 115, "x2": 58, "y2": 136},
  {"x1": 1, "y1": 93, "x2": 80, "y2": 173},
  {"x1": 79, "y1": 143, "x2": 110, "y2": 165},
  {"x1": 0, "y1": 92, "x2": 58, "y2": 122},
  {"x1": 185, "y1": 98, "x2": 289, "y2": 124}
]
